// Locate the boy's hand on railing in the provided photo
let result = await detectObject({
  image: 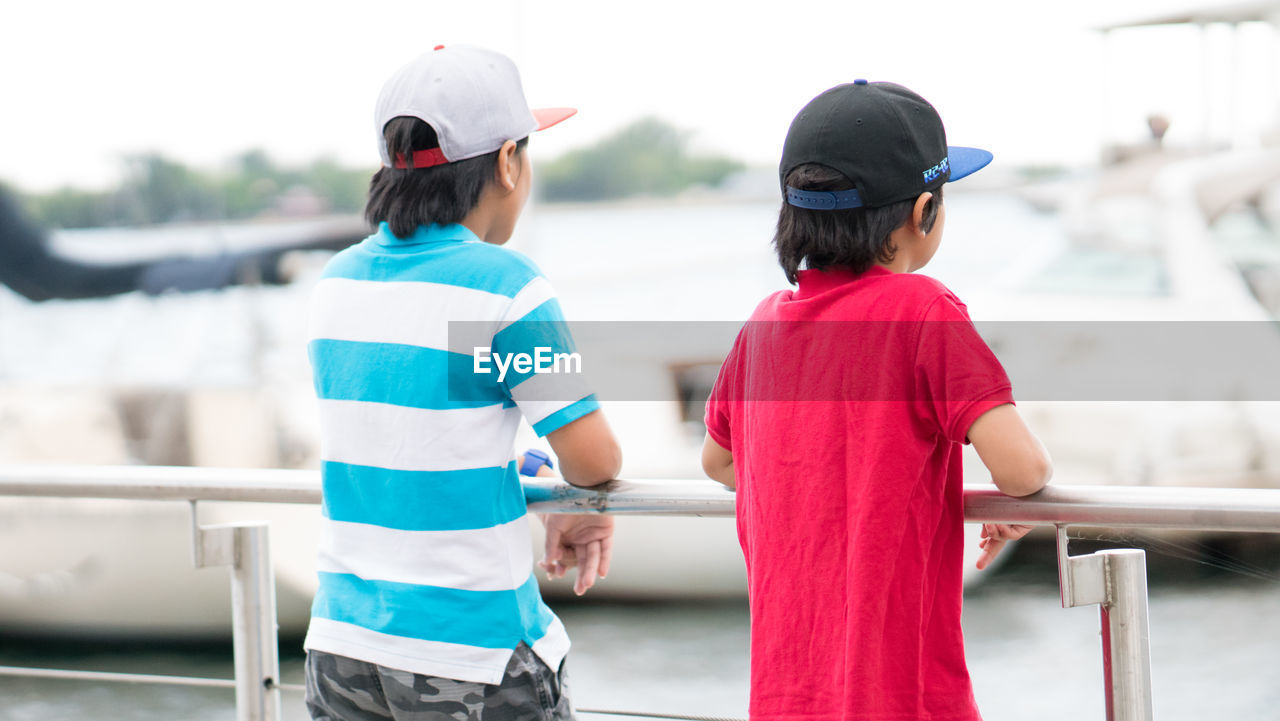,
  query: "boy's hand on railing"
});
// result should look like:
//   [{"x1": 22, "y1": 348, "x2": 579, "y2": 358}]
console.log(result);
[
  {"x1": 975, "y1": 523, "x2": 1033, "y2": 570},
  {"x1": 538, "y1": 514, "x2": 615, "y2": 596}
]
